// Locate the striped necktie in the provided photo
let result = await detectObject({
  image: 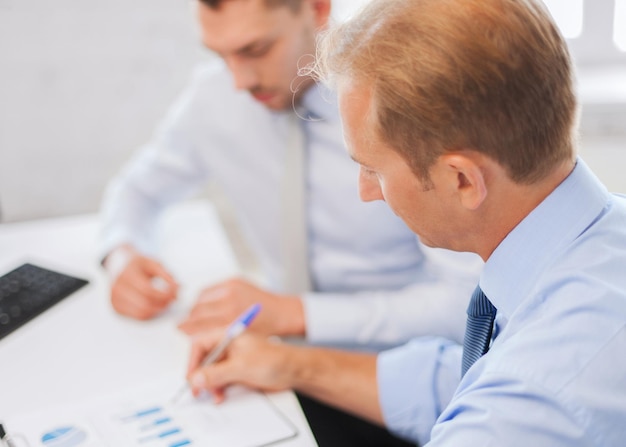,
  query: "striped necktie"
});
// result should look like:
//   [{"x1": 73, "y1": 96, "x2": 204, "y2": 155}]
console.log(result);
[{"x1": 461, "y1": 285, "x2": 497, "y2": 376}]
